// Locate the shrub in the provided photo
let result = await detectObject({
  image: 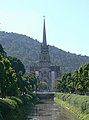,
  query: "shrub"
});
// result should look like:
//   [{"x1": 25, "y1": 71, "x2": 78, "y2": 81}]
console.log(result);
[
  {"x1": 0, "y1": 94, "x2": 38, "y2": 120},
  {"x1": 9, "y1": 96, "x2": 23, "y2": 106},
  {"x1": 55, "y1": 93, "x2": 89, "y2": 114}
]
